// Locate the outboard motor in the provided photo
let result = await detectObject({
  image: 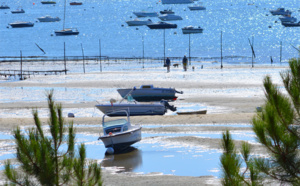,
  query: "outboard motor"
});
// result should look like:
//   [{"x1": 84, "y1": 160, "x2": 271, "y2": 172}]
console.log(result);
[
  {"x1": 160, "y1": 100, "x2": 177, "y2": 112},
  {"x1": 175, "y1": 89, "x2": 183, "y2": 94}
]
